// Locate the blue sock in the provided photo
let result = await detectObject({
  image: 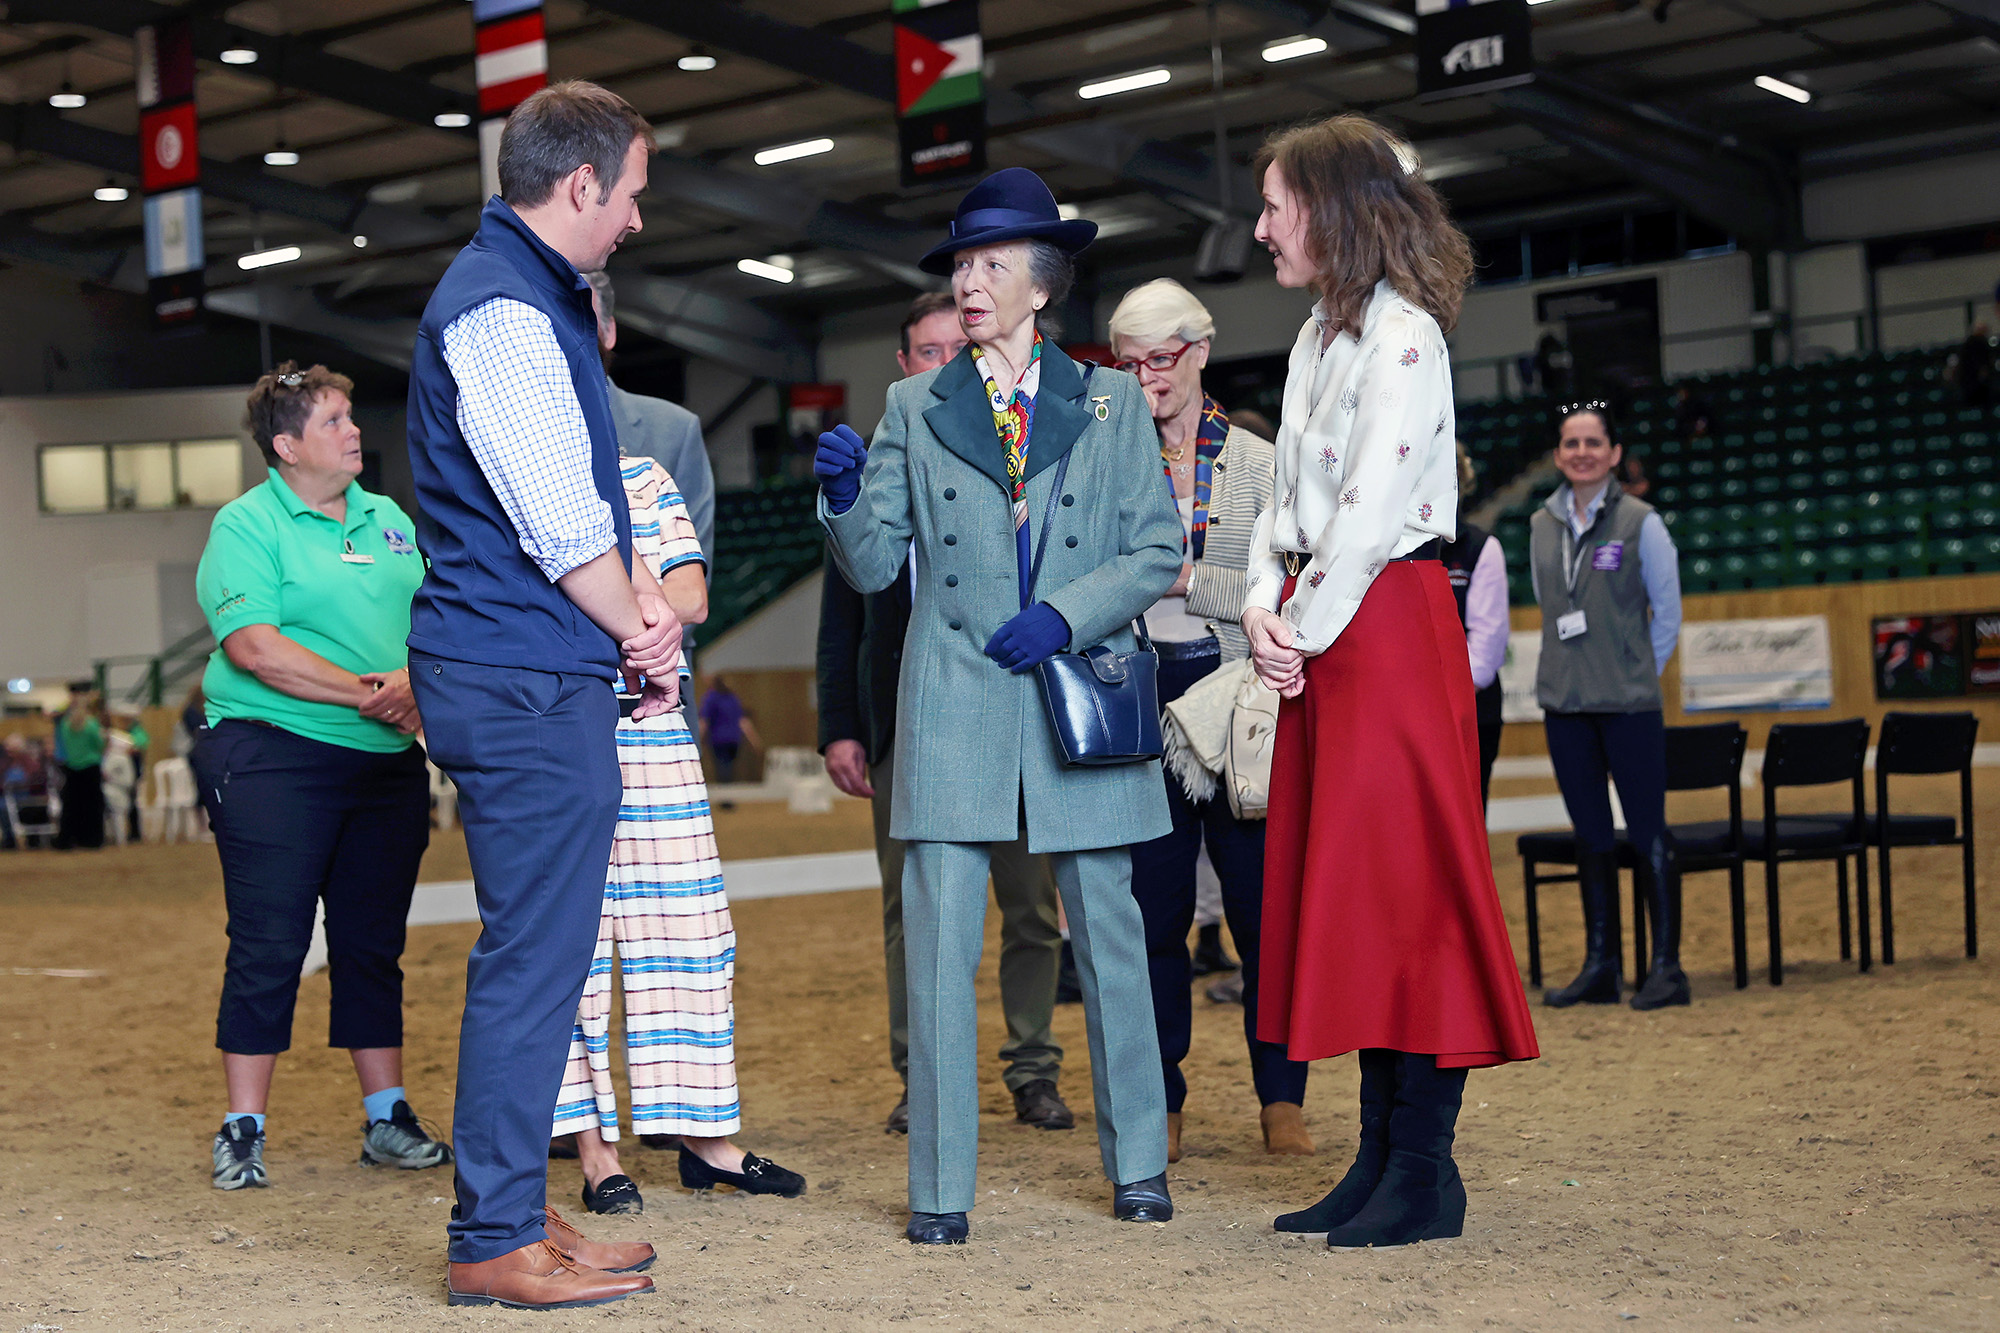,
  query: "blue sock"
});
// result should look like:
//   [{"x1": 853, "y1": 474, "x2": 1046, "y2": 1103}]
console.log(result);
[
  {"x1": 362, "y1": 1087, "x2": 406, "y2": 1125},
  {"x1": 228, "y1": 1111, "x2": 266, "y2": 1134}
]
